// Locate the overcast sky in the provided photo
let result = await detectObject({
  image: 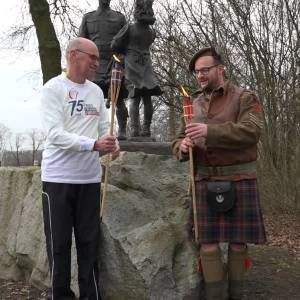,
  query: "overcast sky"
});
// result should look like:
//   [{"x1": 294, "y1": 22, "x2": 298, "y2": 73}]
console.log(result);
[
  {"x1": 0, "y1": 54, "x2": 42, "y2": 133},
  {"x1": 0, "y1": 1, "x2": 43, "y2": 133}
]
